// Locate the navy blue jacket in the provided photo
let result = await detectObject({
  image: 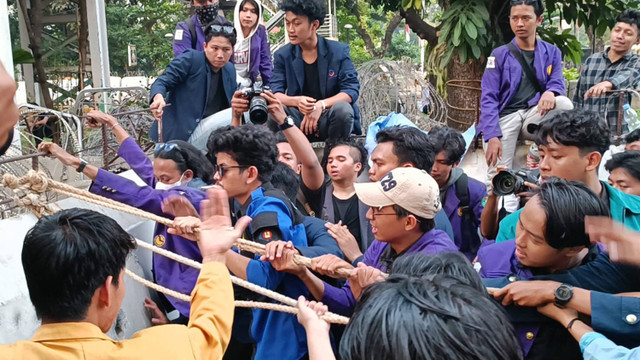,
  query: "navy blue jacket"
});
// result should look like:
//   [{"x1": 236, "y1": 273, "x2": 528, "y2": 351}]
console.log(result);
[
  {"x1": 271, "y1": 36, "x2": 362, "y2": 134},
  {"x1": 149, "y1": 49, "x2": 237, "y2": 142}
]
